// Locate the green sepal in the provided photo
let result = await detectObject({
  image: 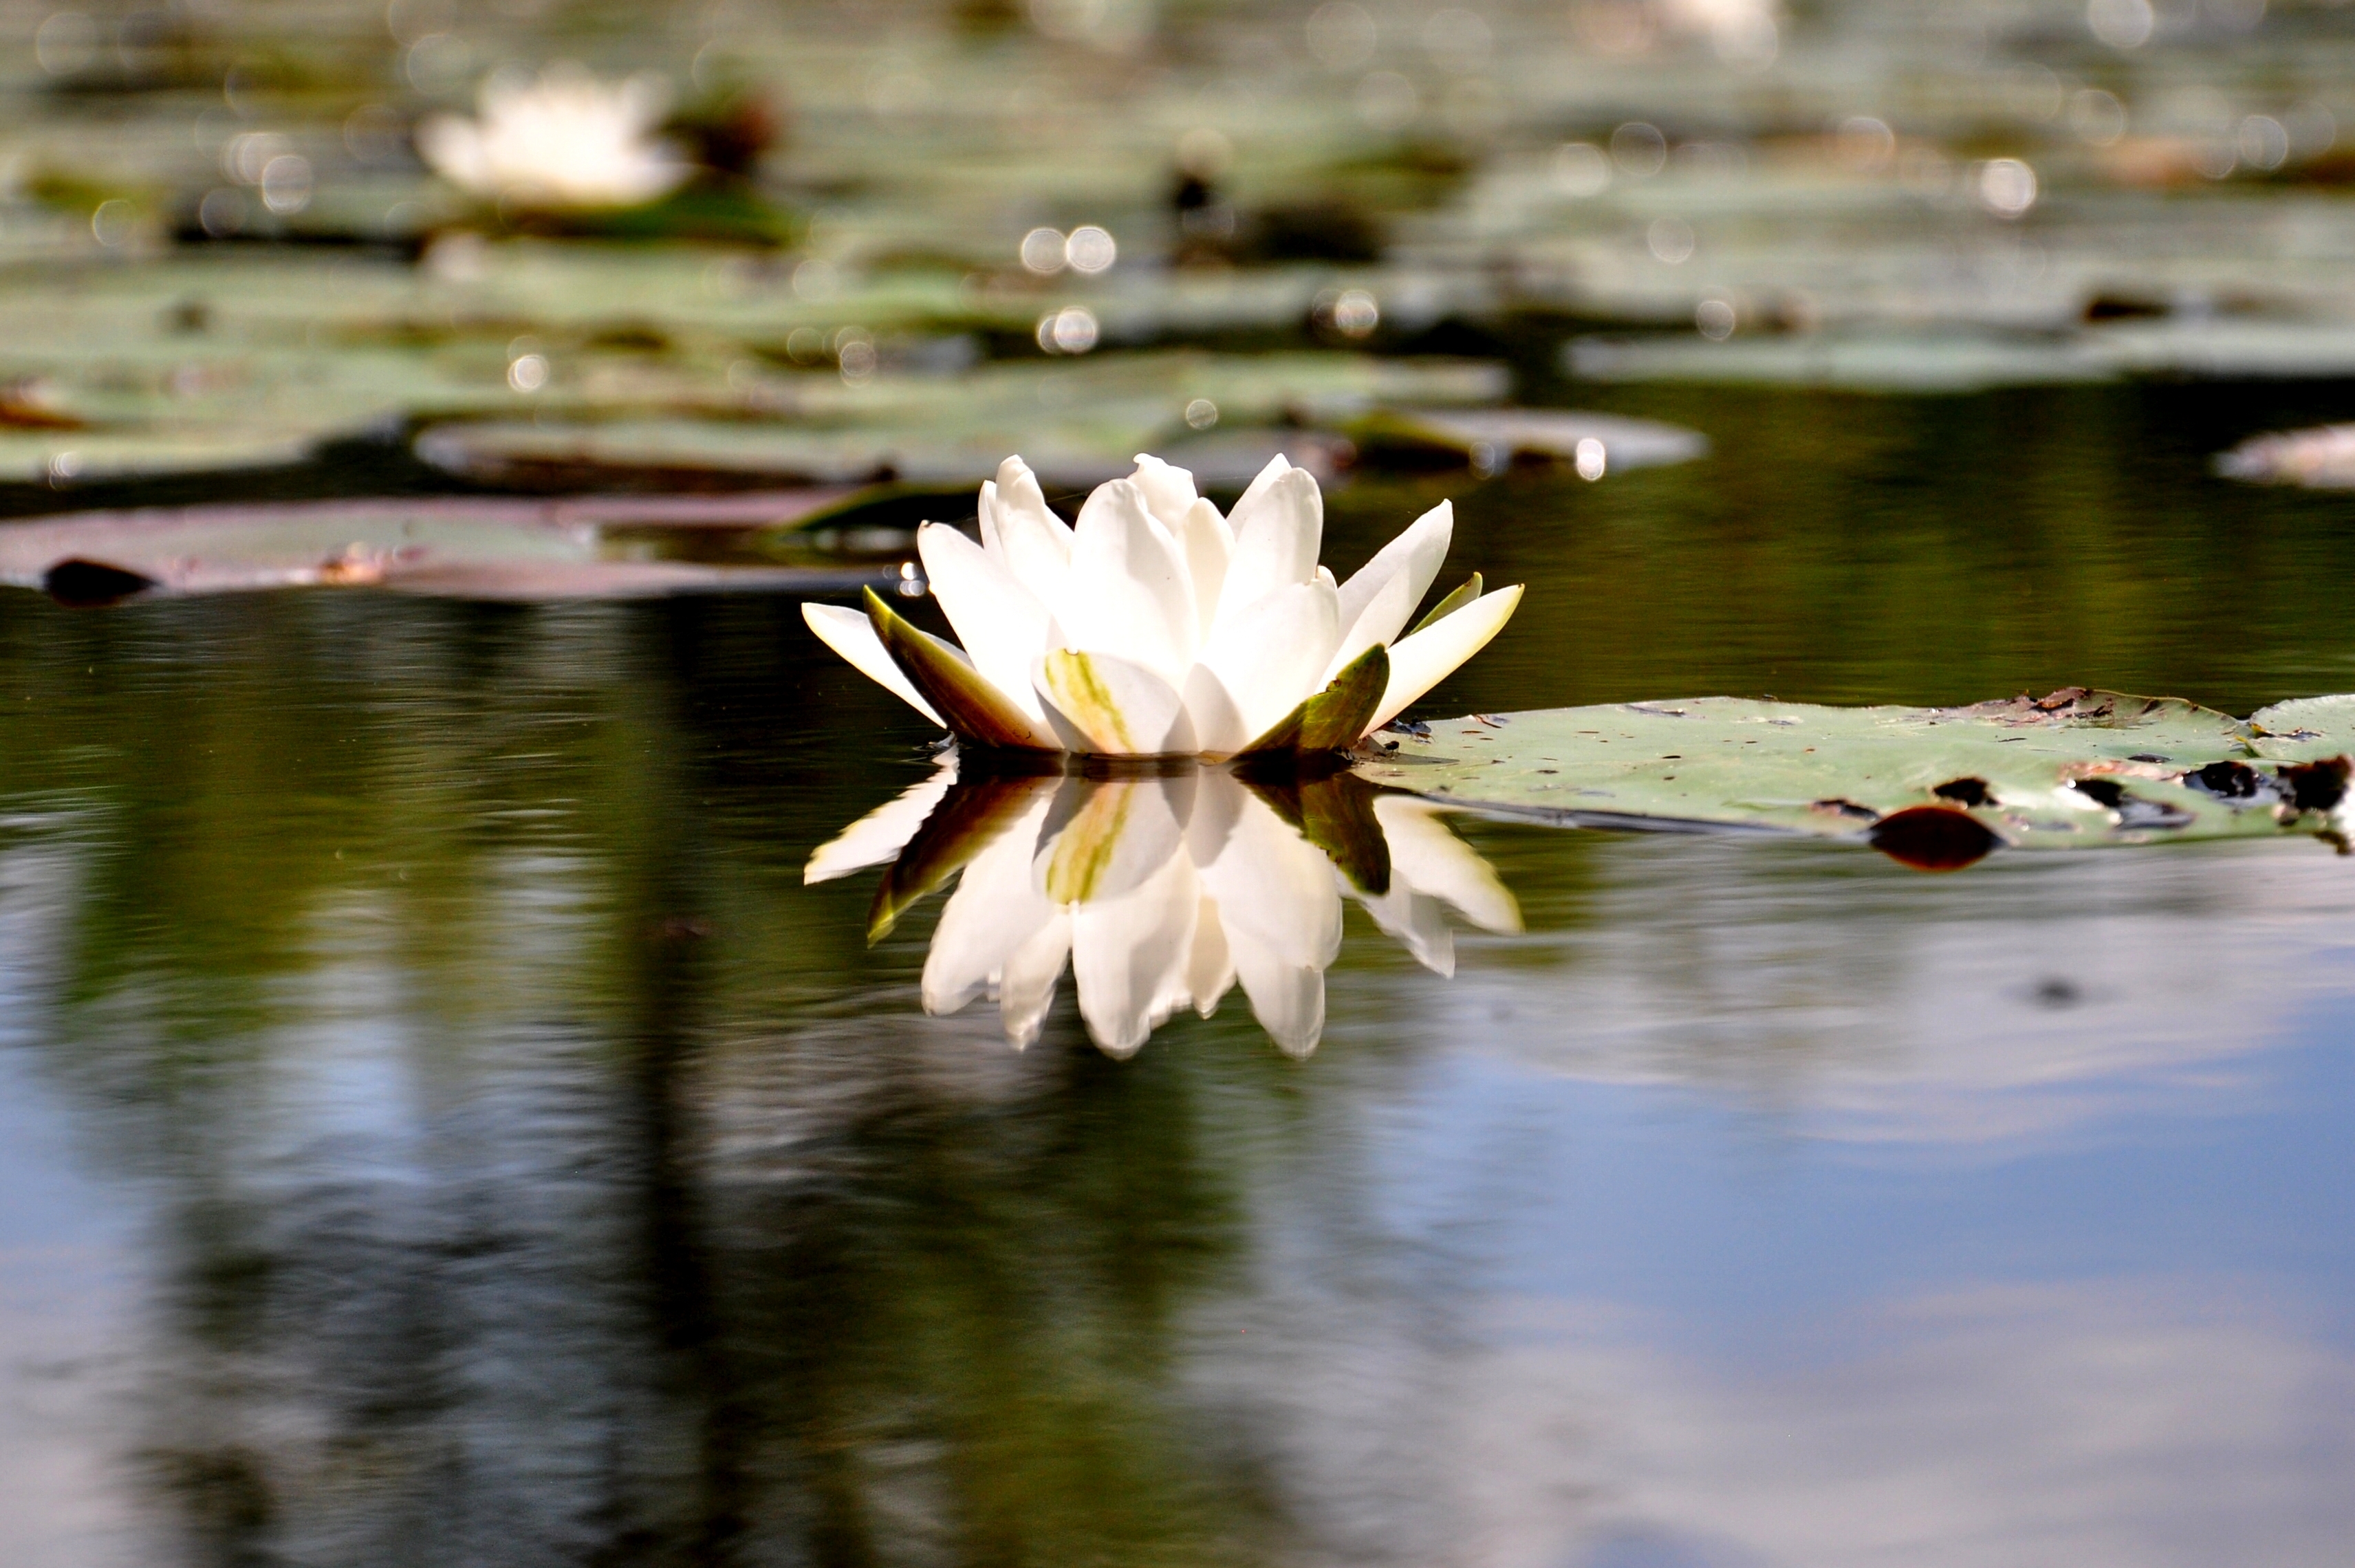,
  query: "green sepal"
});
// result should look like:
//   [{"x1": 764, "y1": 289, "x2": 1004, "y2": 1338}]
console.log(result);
[
  {"x1": 863, "y1": 587, "x2": 1053, "y2": 752},
  {"x1": 1409, "y1": 573, "x2": 1482, "y2": 637},
  {"x1": 1236, "y1": 644, "x2": 1390, "y2": 756}
]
